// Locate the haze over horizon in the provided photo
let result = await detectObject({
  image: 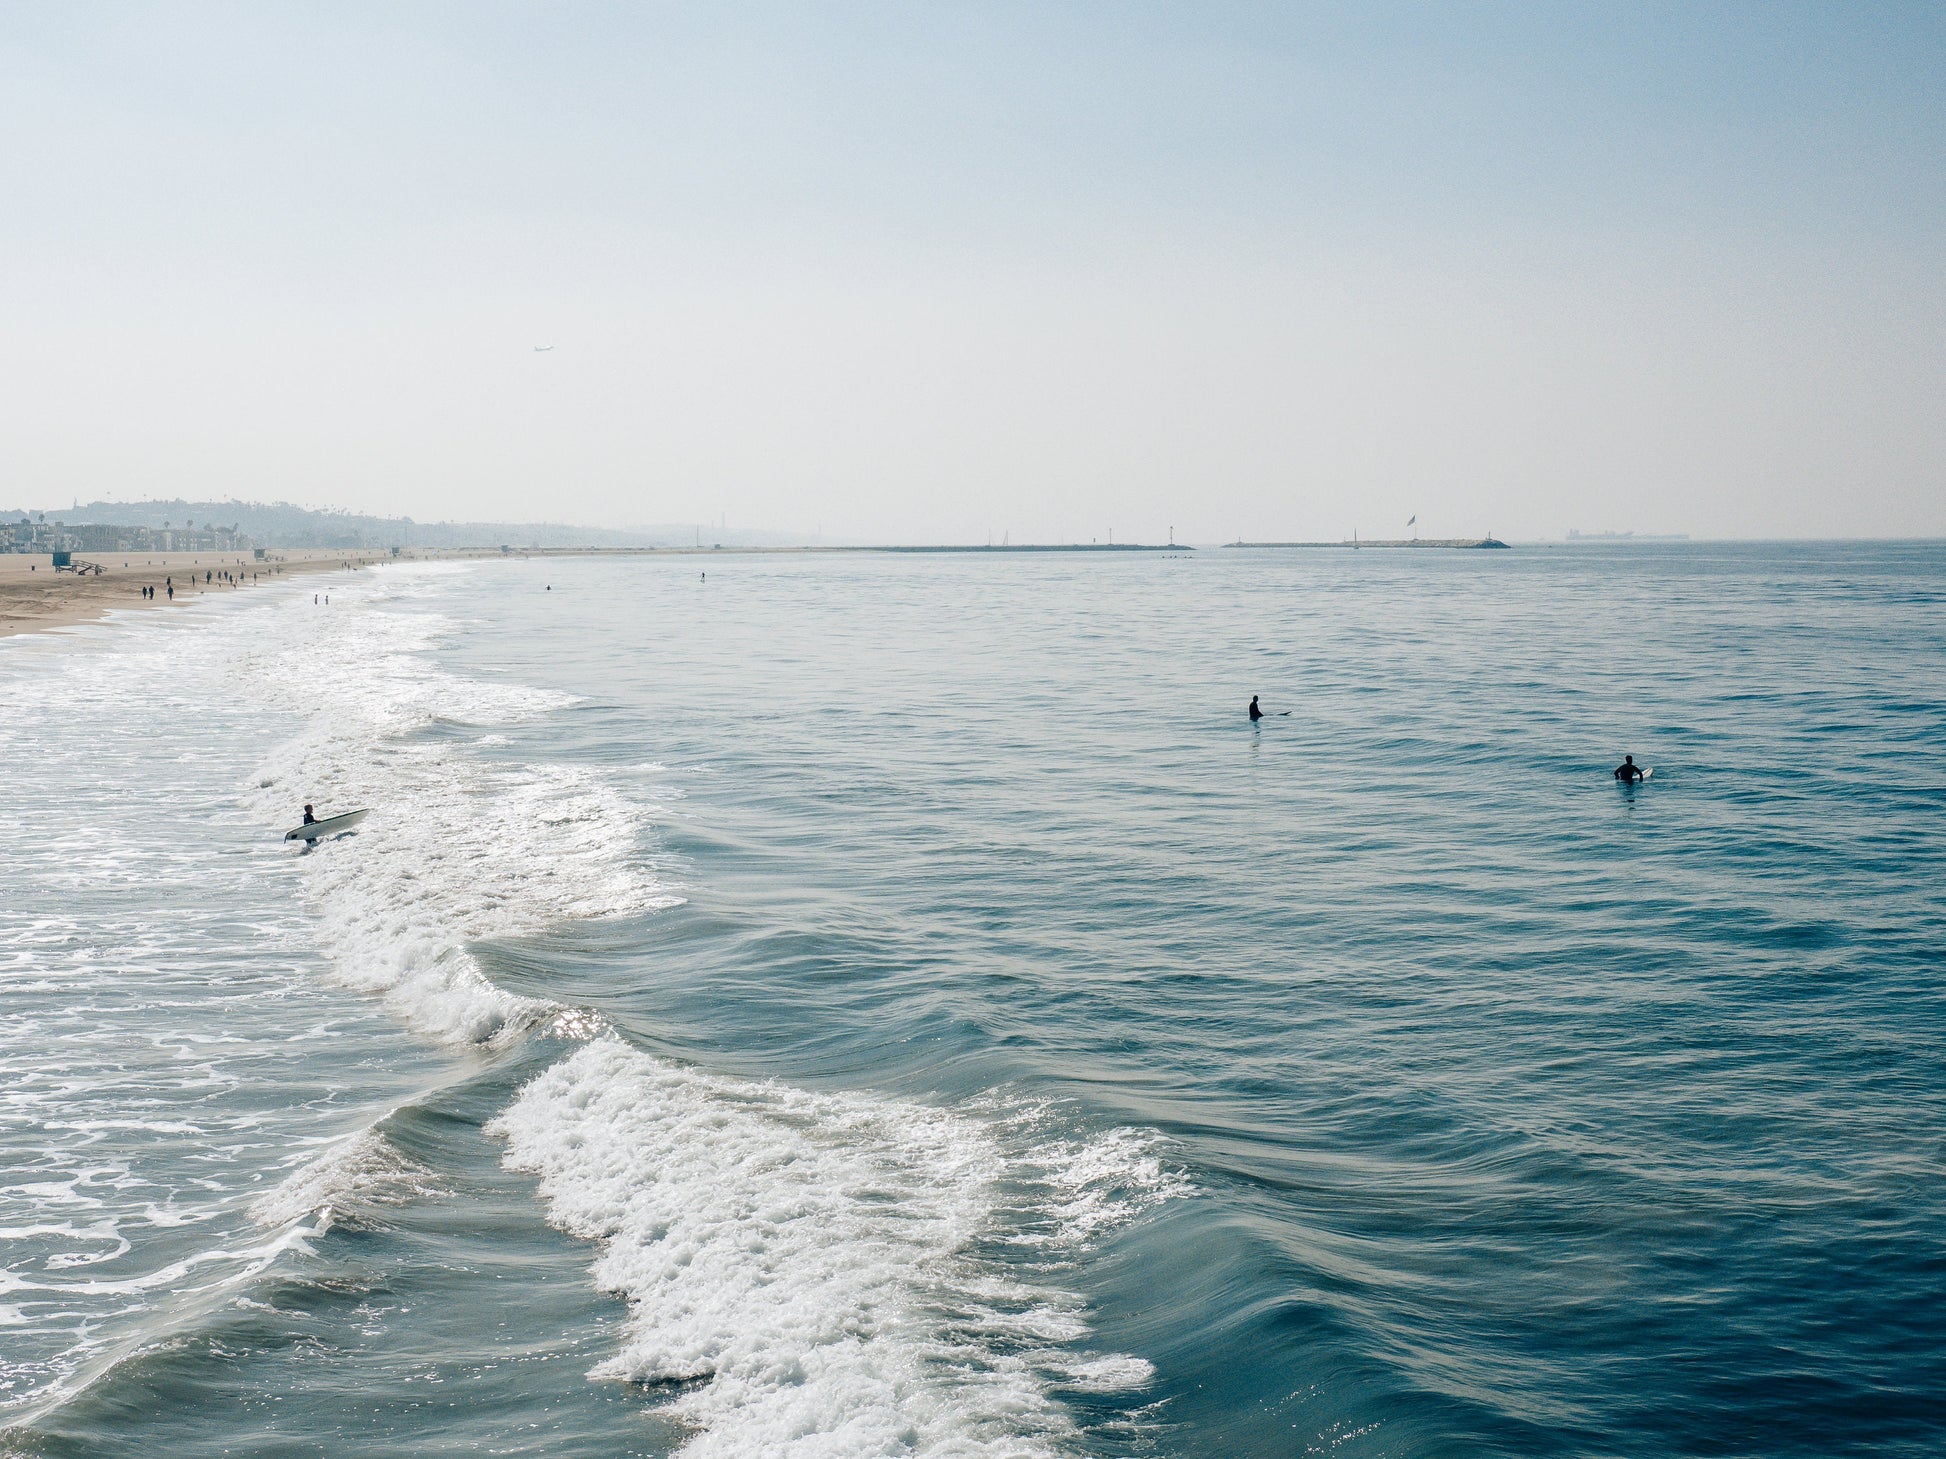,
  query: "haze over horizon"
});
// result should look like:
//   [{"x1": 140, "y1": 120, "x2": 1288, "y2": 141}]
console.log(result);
[{"x1": 3, "y1": 3, "x2": 1942, "y2": 544}]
